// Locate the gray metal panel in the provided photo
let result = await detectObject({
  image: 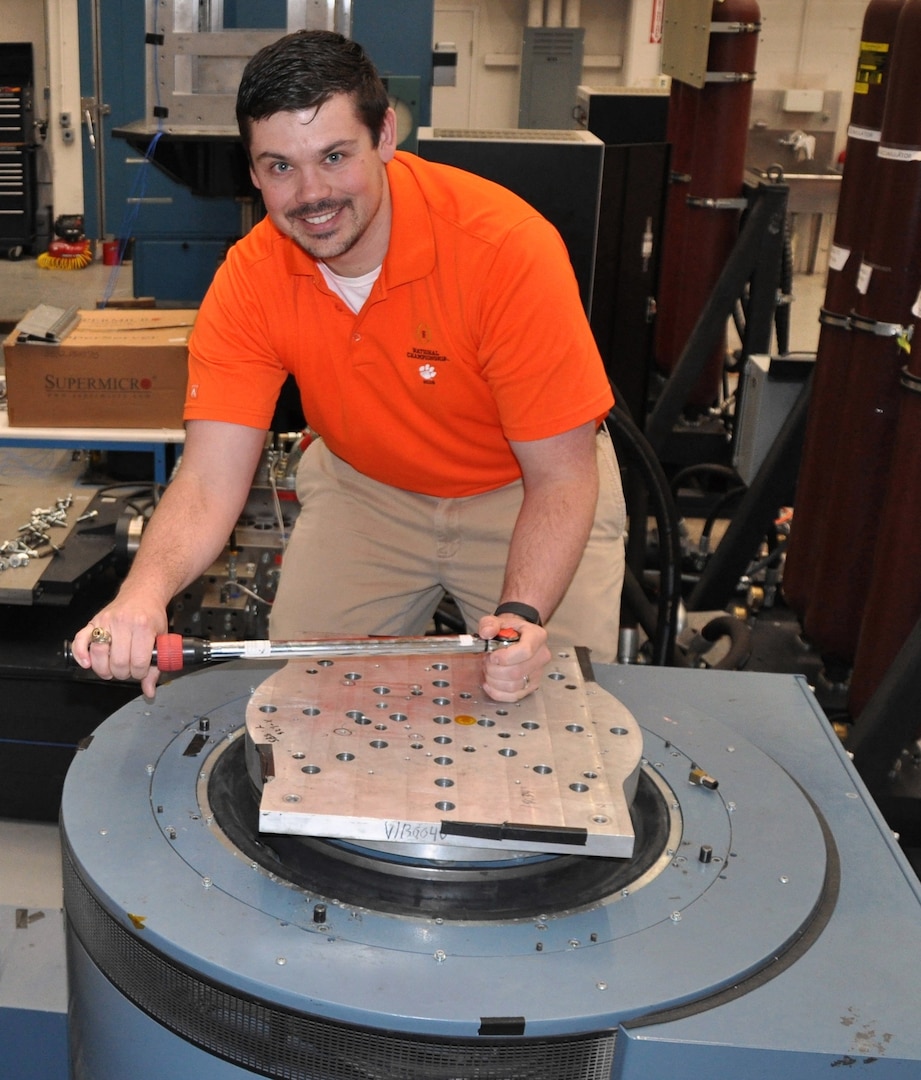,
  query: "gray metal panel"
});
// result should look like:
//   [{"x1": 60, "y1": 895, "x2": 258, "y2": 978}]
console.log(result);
[
  {"x1": 146, "y1": 0, "x2": 352, "y2": 129},
  {"x1": 733, "y1": 353, "x2": 811, "y2": 485},
  {"x1": 602, "y1": 667, "x2": 921, "y2": 1076},
  {"x1": 661, "y1": 0, "x2": 713, "y2": 89},
  {"x1": 519, "y1": 27, "x2": 585, "y2": 130}
]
